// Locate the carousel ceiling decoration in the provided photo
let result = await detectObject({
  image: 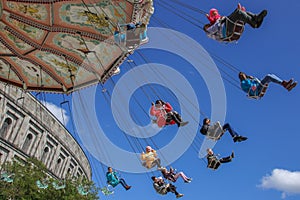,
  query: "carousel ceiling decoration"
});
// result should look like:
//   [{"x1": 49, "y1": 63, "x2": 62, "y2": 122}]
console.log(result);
[{"x1": 0, "y1": 0, "x2": 154, "y2": 93}]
